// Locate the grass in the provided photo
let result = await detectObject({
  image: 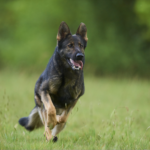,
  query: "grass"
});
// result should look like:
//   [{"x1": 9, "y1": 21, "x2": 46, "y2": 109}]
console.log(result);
[{"x1": 0, "y1": 70, "x2": 150, "y2": 149}]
